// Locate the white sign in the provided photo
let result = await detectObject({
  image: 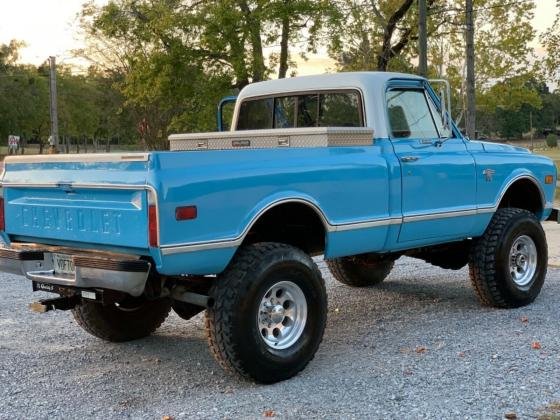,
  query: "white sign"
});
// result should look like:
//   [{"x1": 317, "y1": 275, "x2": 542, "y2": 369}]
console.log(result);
[{"x1": 8, "y1": 135, "x2": 20, "y2": 148}]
